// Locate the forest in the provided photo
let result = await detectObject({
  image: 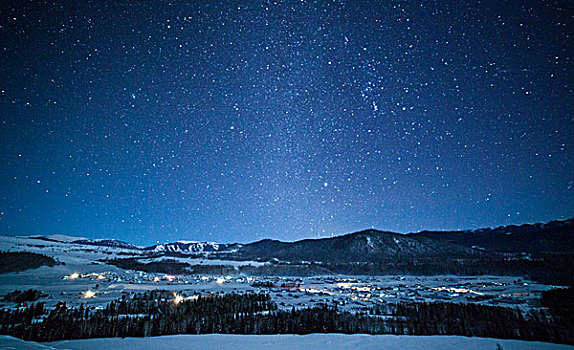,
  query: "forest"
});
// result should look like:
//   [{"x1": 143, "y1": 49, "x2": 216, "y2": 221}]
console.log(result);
[
  {"x1": 0, "y1": 289, "x2": 572, "y2": 345},
  {"x1": 104, "y1": 253, "x2": 574, "y2": 285},
  {"x1": 0, "y1": 252, "x2": 57, "y2": 274}
]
